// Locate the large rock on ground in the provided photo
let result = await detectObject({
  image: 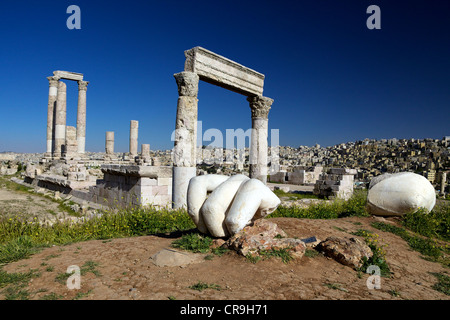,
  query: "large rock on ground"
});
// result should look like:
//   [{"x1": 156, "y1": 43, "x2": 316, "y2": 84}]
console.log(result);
[
  {"x1": 226, "y1": 219, "x2": 306, "y2": 259},
  {"x1": 367, "y1": 172, "x2": 436, "y2": 216},
  {"x1": 316, "y1": 236, "x2": 373, "y2": 269}
]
